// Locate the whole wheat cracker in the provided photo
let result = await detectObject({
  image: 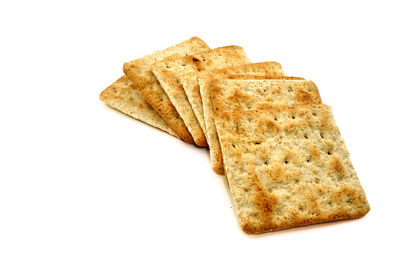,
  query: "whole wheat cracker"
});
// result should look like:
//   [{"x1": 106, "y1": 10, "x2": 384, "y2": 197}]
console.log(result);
[
  {"x1": 196, "y1": 63, "x2": 285, "y2": 173},
  {"x1": 179, "y1": 72, "x2": 207, "y2": 136},
  {"x1": 198, "y1": 62, "x2": 285, "y2": 141},
  {"x1": 169, "y1": 59, "x2": 278, "y2": 144},
  {"x1": 150, "y1": 46, "x2": 251, "y2": 147},
  {"x1": 183, "y1": 57, "x2": 282, "y2": 135},
  {"x1": 214, "y1": 104, "x2": 370, "y2": 234},
  {"x1": 202, "y1": 76, "x2": 309, "y2": 174},
  {"x1": 100, "y1": 75, "x2": 177, "y2": 137},
  {"x1": 209, "y1": 79, "x2": 321, "y2": 174},
  {"x1": 210, "y1": 79, "x2": 321, "y2": 113},
  {"x1": 123, "y1": 37, "x2": 209, "y2": 144}
]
